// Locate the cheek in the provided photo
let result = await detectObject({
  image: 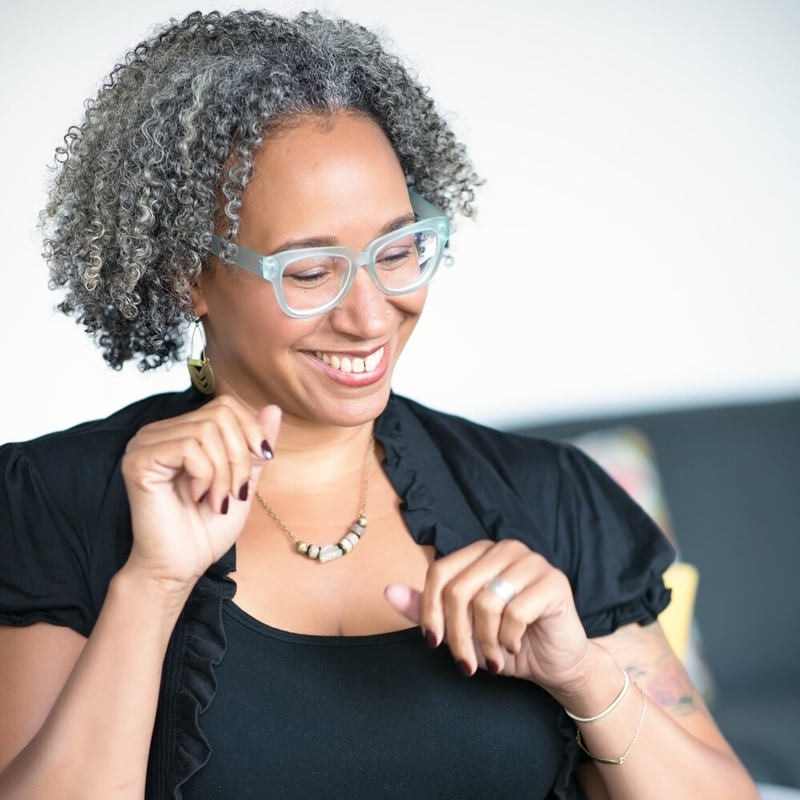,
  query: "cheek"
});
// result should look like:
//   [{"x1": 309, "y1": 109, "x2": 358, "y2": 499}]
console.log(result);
[
  {"x1": 212, "y1": 282, "x2": 318, "y2": 354},
  {"x1": 395, "y1": 286, "x2": 428, "y2": 318}
]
